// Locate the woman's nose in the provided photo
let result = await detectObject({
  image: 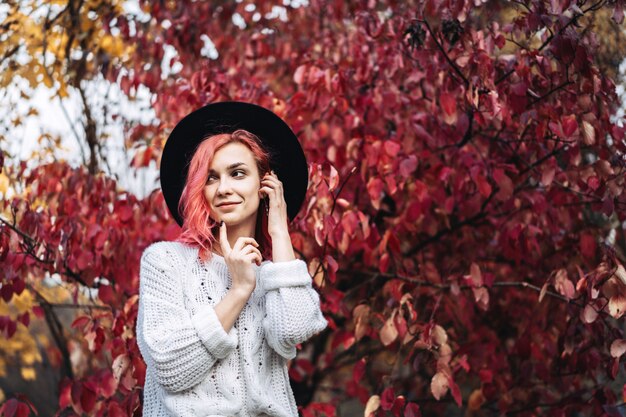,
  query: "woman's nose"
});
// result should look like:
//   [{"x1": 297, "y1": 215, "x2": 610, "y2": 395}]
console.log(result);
[{"x1": 216, "y1": 177, "x2": 233, "y2": 195}]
